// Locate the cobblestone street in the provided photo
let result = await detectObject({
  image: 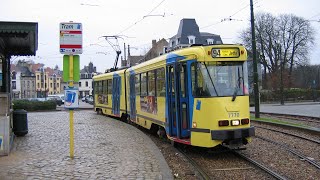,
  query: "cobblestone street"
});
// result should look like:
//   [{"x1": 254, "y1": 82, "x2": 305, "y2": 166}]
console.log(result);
[{"x1": 0, "y1": 110, "x2": 172, "y2": 179}]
